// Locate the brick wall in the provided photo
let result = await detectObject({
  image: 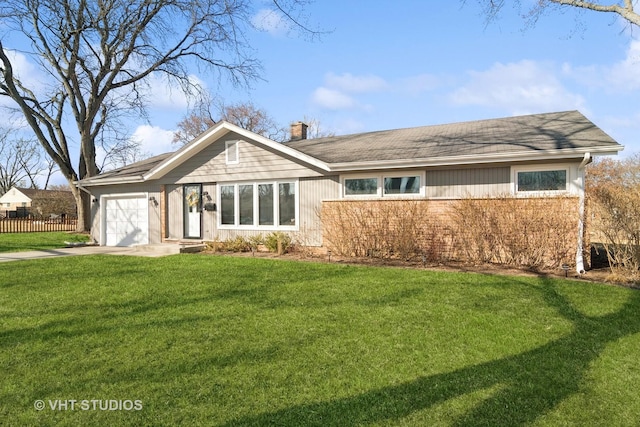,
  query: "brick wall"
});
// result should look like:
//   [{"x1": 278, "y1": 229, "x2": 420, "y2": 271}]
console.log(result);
[{"x1": 321, "y1": 197, "x2": 580, "y2": 269}]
